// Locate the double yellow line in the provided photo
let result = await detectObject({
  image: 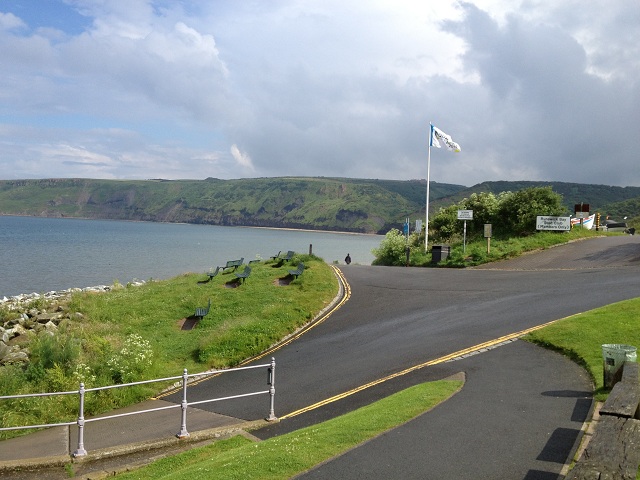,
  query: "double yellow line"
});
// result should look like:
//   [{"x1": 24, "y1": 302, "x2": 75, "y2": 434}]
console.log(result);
[
  {"x1": 241, "y1": 265, "x2": 351, "y2": 364},
  {"x1": 155, "y1": 265, "x2": 351, "y2": 399},
  {"x1": 280, "y1": 315, "x2": 571, "y2": 419}
]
